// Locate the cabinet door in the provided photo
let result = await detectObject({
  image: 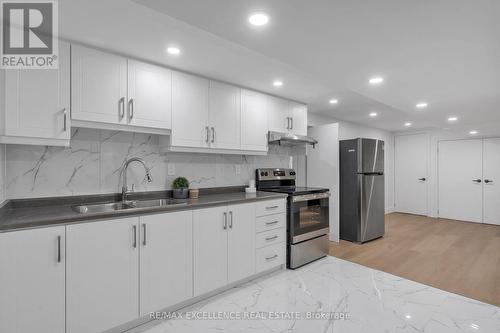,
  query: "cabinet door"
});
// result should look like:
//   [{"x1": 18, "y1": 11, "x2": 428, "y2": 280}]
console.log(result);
[
  {"x1": 128, "y1": 60, "x2": 172, "y2": 129},
  {"x1": 483, "y1": 138, "x2": 500, "y2": 225},
  {"x1": 241, "y1": 89, "x2": 268, "y2": 152},
  {"x1": 438, "y1": 140, "x2": 483, "y2": 223},
  {"x1": 0, "y1": 227, "x2": 65, "y2": 333},
  {"x1": 290, "y1": 102, "x2": 308, "y2": 136},
  {"x1": 171, "y1": 71, "x2": 209, "y2": 148},
  {"x1": 268, "y1": 96, "x2": 290, "y2": 133},
  {"x1": 71, "y1": 45, "x2": 127, "y2": 124},
  {"x1": 227, "y1": 203, "x2": 255, "y2": 283},
  {"x1": 139, "y1": 211, "x2": 193, "y2": 315},
  {"x1": 66, "y1": 217, "x2": 139, "y2": 333},
  {"x1": 3, "y1": 42, "x2": 70, "y2": 141},
  {"x1": 209, "y1": 81, "x2": 241, "y2": 150},
  {"x1": 193, "y1": 206, "x2": 228, "y2": 296}
]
